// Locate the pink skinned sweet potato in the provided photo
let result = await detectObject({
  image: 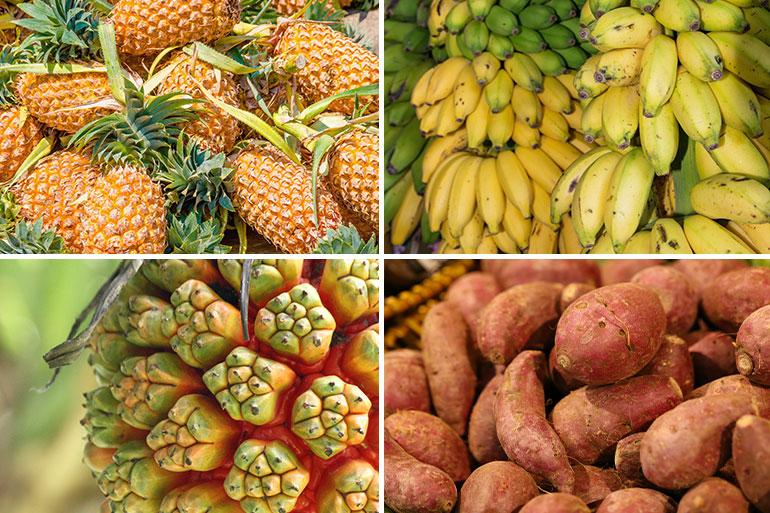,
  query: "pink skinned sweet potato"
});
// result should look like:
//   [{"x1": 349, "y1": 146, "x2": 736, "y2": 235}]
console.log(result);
[
  {"x1": 599, "y1": 259, "x2": 665, "y2": 285},
  {"x1": 549, "y1": 347, "x2": 585, "y2": 395},
  {"x1": 637, "y1": 333, "x2": 695, "y2": 395},
  {"x1": 490, "y1": 260, "x2": 600, "y2": 289},
  {"x1": 519, "y1": 493, "x2": 590, "y2": 513},
  {"x1": 458, "y1": 461, "x2": 539, "y2": 513},
  {"x1": 736, "y1": 304, "x2": 770, "y2": 386},
  {"x1": 614, "y1": 433, "x2": 649, "y2": 488},
  {"x1": 468, "y1": 375, "x2": 506, "y2": 464},
  {"x1": 571, "y1": 466, "x2": 623, "y2": 506},
  {"x1": 554, "y1": 283, "x2": 666, "y2": 385},
  {"x1": 702, "y1": 267, "x2": 770, "y2": 332},
  {"x1": 421, "y1": 302, "x2": 477, "y2": 435},
  {"x1": 676, "y1": 477, "x2": 749, "y2": 513},
  {"x1": 384, "y1": 350, "x2": 431, "y2": 416},
  {"x1": 595, "y1": 489, "x2": 675, "y2": 513},
  {"x1": 688, "y1": 374, "x2": 770, "y2": 418},
  {"x1": 688, "y1": 332, "x2": 738, "y2": 386},
  {"x1": 477, "y1": 282, "x2": 563, "y2": 365},
  {"x1": 559, "y1": 283, "x2": 596, "y2": 313},
  {"x1": 640, "y1": 393, "x2": 759, "y2": 490},
  {"x1": 630, "y1": 265, "x2": 698, "y2": 335},
  {"x1": 384, "y1": 430, "x2": 457, "y2": 513},
  {"x1": 385, "y1": 410, "x2": 471, "y2": 482},
  {"x1": 495, "y1": 351, "x2": 574, "y2": 492},
  {"x1": 672, "y1": 259, "x2": 748, "y2": 302},
  {"x1": 551, "y1": 375, "x2": 683, "y2": 464},
  {"x1": 733, "y1": 414, "x2": 770, "y2": 513},
  {"x1": 445, "y1": 272, "x2": 501, "y2": 342}
]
